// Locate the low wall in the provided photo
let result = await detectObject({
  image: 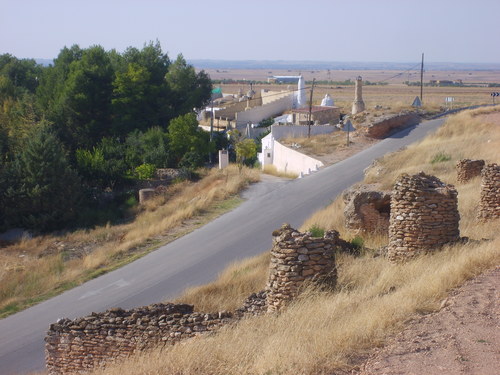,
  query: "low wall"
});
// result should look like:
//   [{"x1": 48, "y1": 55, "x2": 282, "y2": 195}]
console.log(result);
[
  {"x1": 236, "y1": 95, "x2": 293, "y2": 126},
  {"x1": 366, "y1": 113, "x2": 421, "y2": 138},
  {"x1": 272, "y1": 140, "x2": 323, "y2": 175},
  {"x1": 45, "y1": 304, "x2": 233, "y2": 374},
  {"x1": 261, "y1": 90, "x2": 291, "y2": 105},
  {"x1": 45, "y1": 225, "x2": 353, "y2": 374},
  {"x1": 271, "y1": 124, "x2": 338, "y2": 140}
]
